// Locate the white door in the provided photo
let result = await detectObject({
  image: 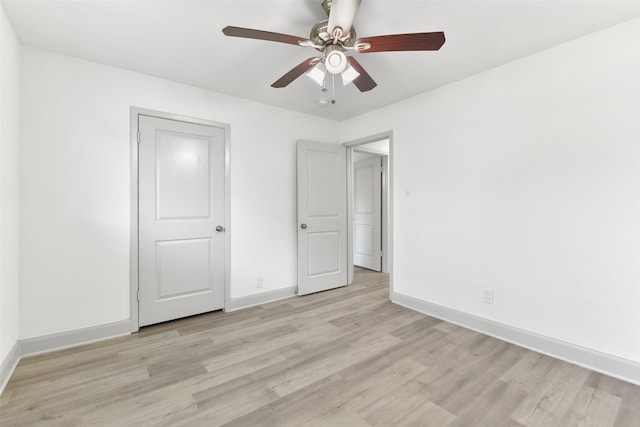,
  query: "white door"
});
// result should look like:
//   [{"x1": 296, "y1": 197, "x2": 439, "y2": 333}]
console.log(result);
[
  {"x1": 297, "y1": 141, "x2": 348, "y2": 295},
  {"x1": 354, "y1": 157, "x2": 382, "y2": 271},
  {"x1": 138, "y1": 115, "x2": 225, "y2": 326}
]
